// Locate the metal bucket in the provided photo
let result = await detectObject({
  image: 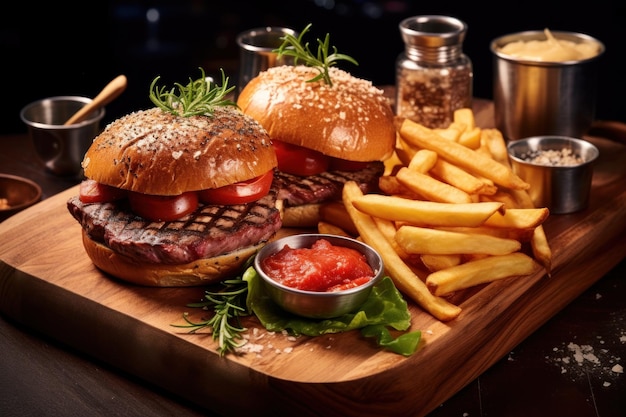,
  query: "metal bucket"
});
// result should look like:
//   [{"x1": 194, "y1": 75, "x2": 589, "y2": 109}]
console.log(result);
[
  {"x1": 20, "y1": 96, "x2": 104, "y2": 176},
  {"x1": 507, "y1": 136, "x2": 599, "y2": 213},
  {"x1": 491, "y1": 31, "x2": 604, "y2": 141}
]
